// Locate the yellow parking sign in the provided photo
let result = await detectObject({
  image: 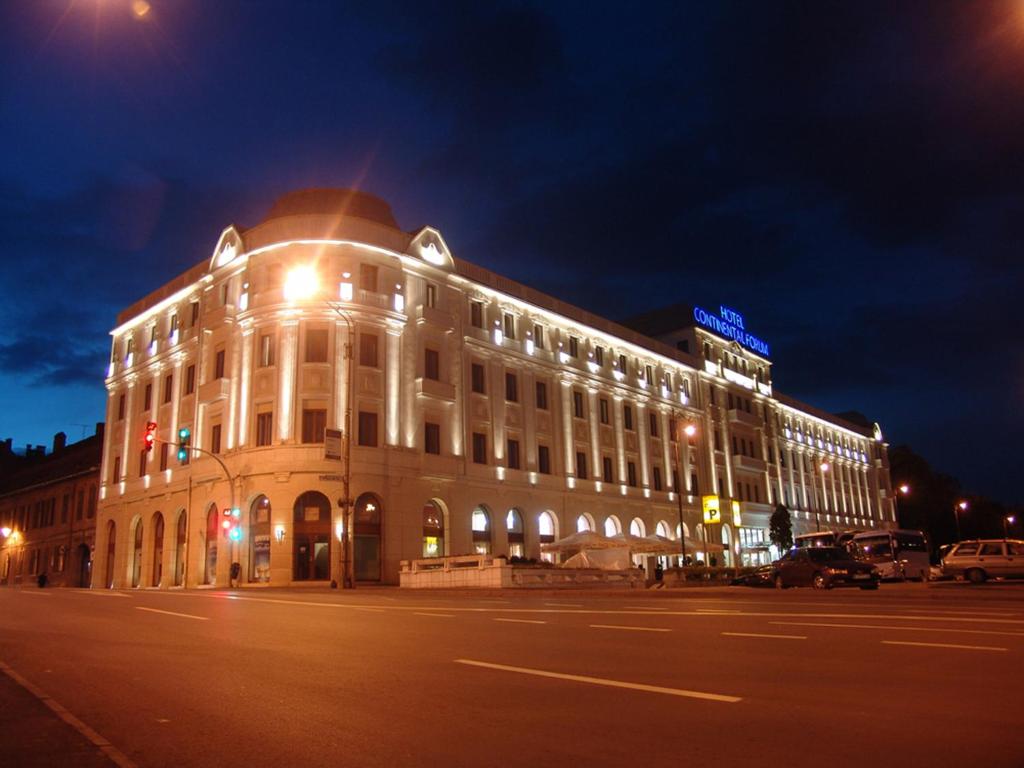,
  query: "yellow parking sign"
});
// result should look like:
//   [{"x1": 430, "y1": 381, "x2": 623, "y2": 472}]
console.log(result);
[{"x1": 702, "y1": 495, "x2": 721, "y2": 524}]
